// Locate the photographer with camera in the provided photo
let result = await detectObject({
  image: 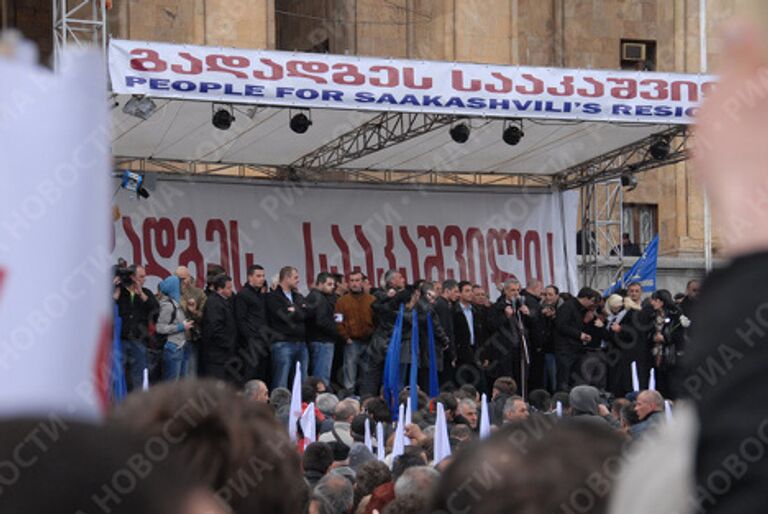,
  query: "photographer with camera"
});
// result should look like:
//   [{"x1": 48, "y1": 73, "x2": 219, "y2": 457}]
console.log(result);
[{"x1": 113, "y1": 264, "x2": 159, "y2": 391}]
